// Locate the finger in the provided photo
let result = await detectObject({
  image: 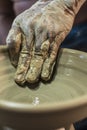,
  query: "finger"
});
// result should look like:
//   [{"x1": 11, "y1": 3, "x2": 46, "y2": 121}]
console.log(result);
[
  {"x1": 26, "y1": 40, "x2": 50, "y2": 83},
  {"x1": 15, "y1": 32, "x2": 34, "y2": 85},
  {"x1": 26, "y1": 30, "x2": 48, "y2": 83},
  {"x1": 41, "y1": 40, "x2": 50, "y2": 58},
  {"x1": 26, "y1": 55, "x2": 44, "y2": 83},
  {"x1": 6, "y1": 26, "x2": 22, "y2": 67},
  {"x1": 41, "y1": 32, "x2": 66, "y2": 81}
]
